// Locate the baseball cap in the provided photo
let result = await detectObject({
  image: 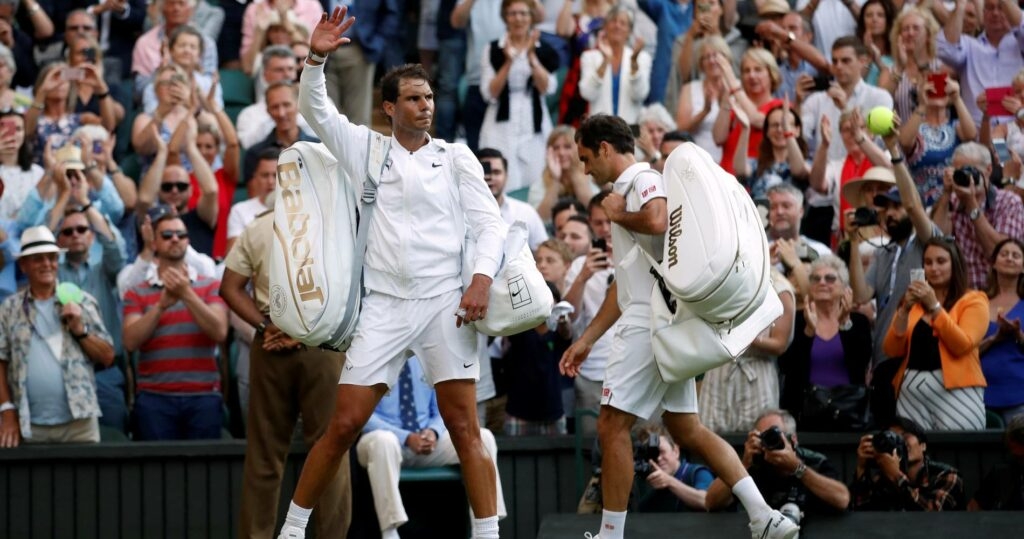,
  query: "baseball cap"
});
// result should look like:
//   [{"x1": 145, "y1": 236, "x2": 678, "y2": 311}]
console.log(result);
[{"x1": 873, "y1": 187, "x2": 902, "y2": 207}]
